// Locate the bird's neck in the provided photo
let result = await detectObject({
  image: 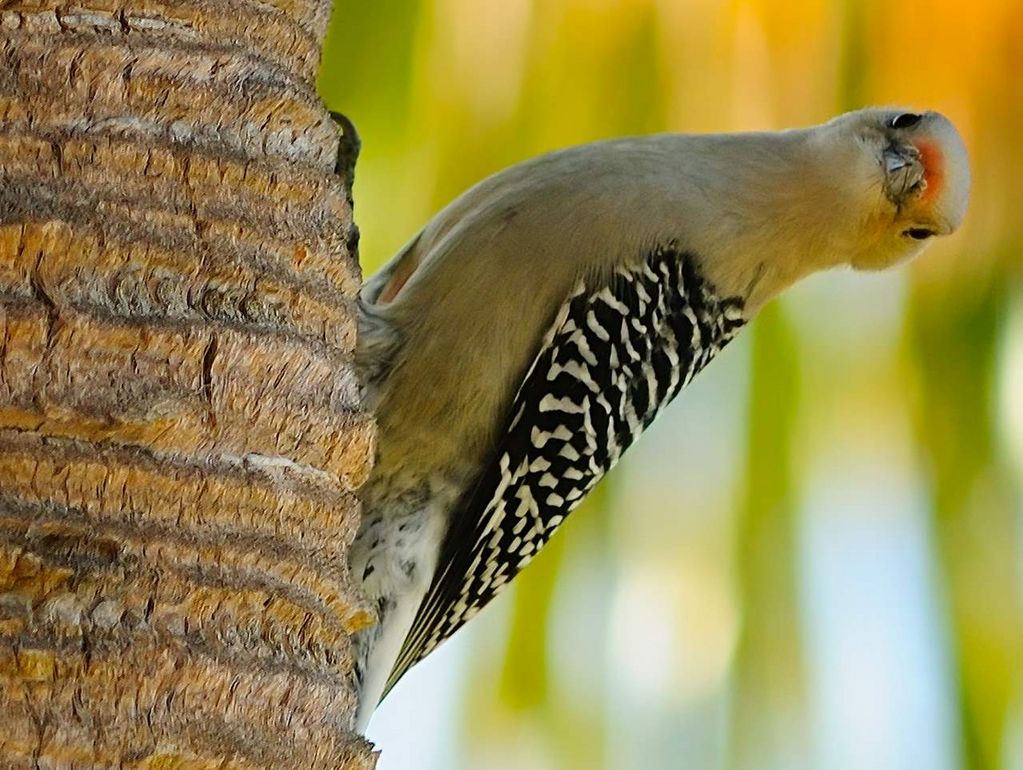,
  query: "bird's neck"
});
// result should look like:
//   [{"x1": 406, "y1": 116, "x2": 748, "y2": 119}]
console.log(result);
[{"x1": 685, "y1": 130, "x2": 860, "y2": 317}]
